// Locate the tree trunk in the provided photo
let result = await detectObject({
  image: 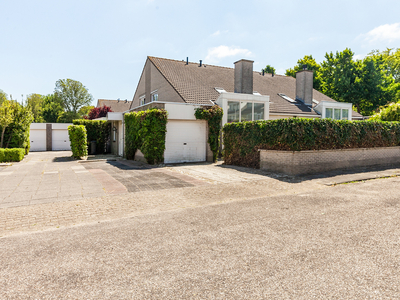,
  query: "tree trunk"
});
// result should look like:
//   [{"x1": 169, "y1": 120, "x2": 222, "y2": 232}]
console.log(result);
[{"x1": 0, "y1": 126, "x2": 6, "y2": 148}]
